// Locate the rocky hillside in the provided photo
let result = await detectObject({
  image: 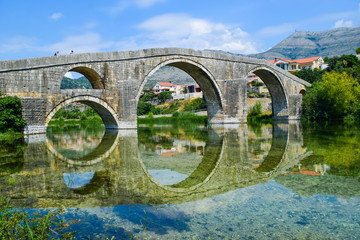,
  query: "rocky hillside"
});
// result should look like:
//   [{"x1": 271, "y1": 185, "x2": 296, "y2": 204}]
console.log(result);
[
  {"x1": 250, "y1": 27, "x2": 360, "y2": 60},
  {"x1": 143, "y1": 66, "x2": 196, "y2": 89}
]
